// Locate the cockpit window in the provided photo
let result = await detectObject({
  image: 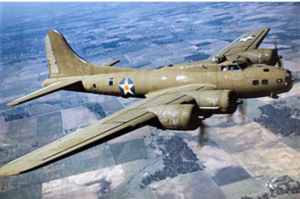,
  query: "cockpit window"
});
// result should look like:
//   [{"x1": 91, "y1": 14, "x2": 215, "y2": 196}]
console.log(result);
[
  {"x1": 232, "y1": 60, "x2": 241, "y2": 64},
  {"x1": 221, "y1": 65, "x2": 228, "y2": 71},
  {"x1": 221, "y1": 64, "x2": 241, "y2": 71},
  {"x1": 286, "y1": 71, "x2": 291, "y2": 81},
  {"x1": 228, "y1": 65, "x2": 240, "y2": 71}
]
